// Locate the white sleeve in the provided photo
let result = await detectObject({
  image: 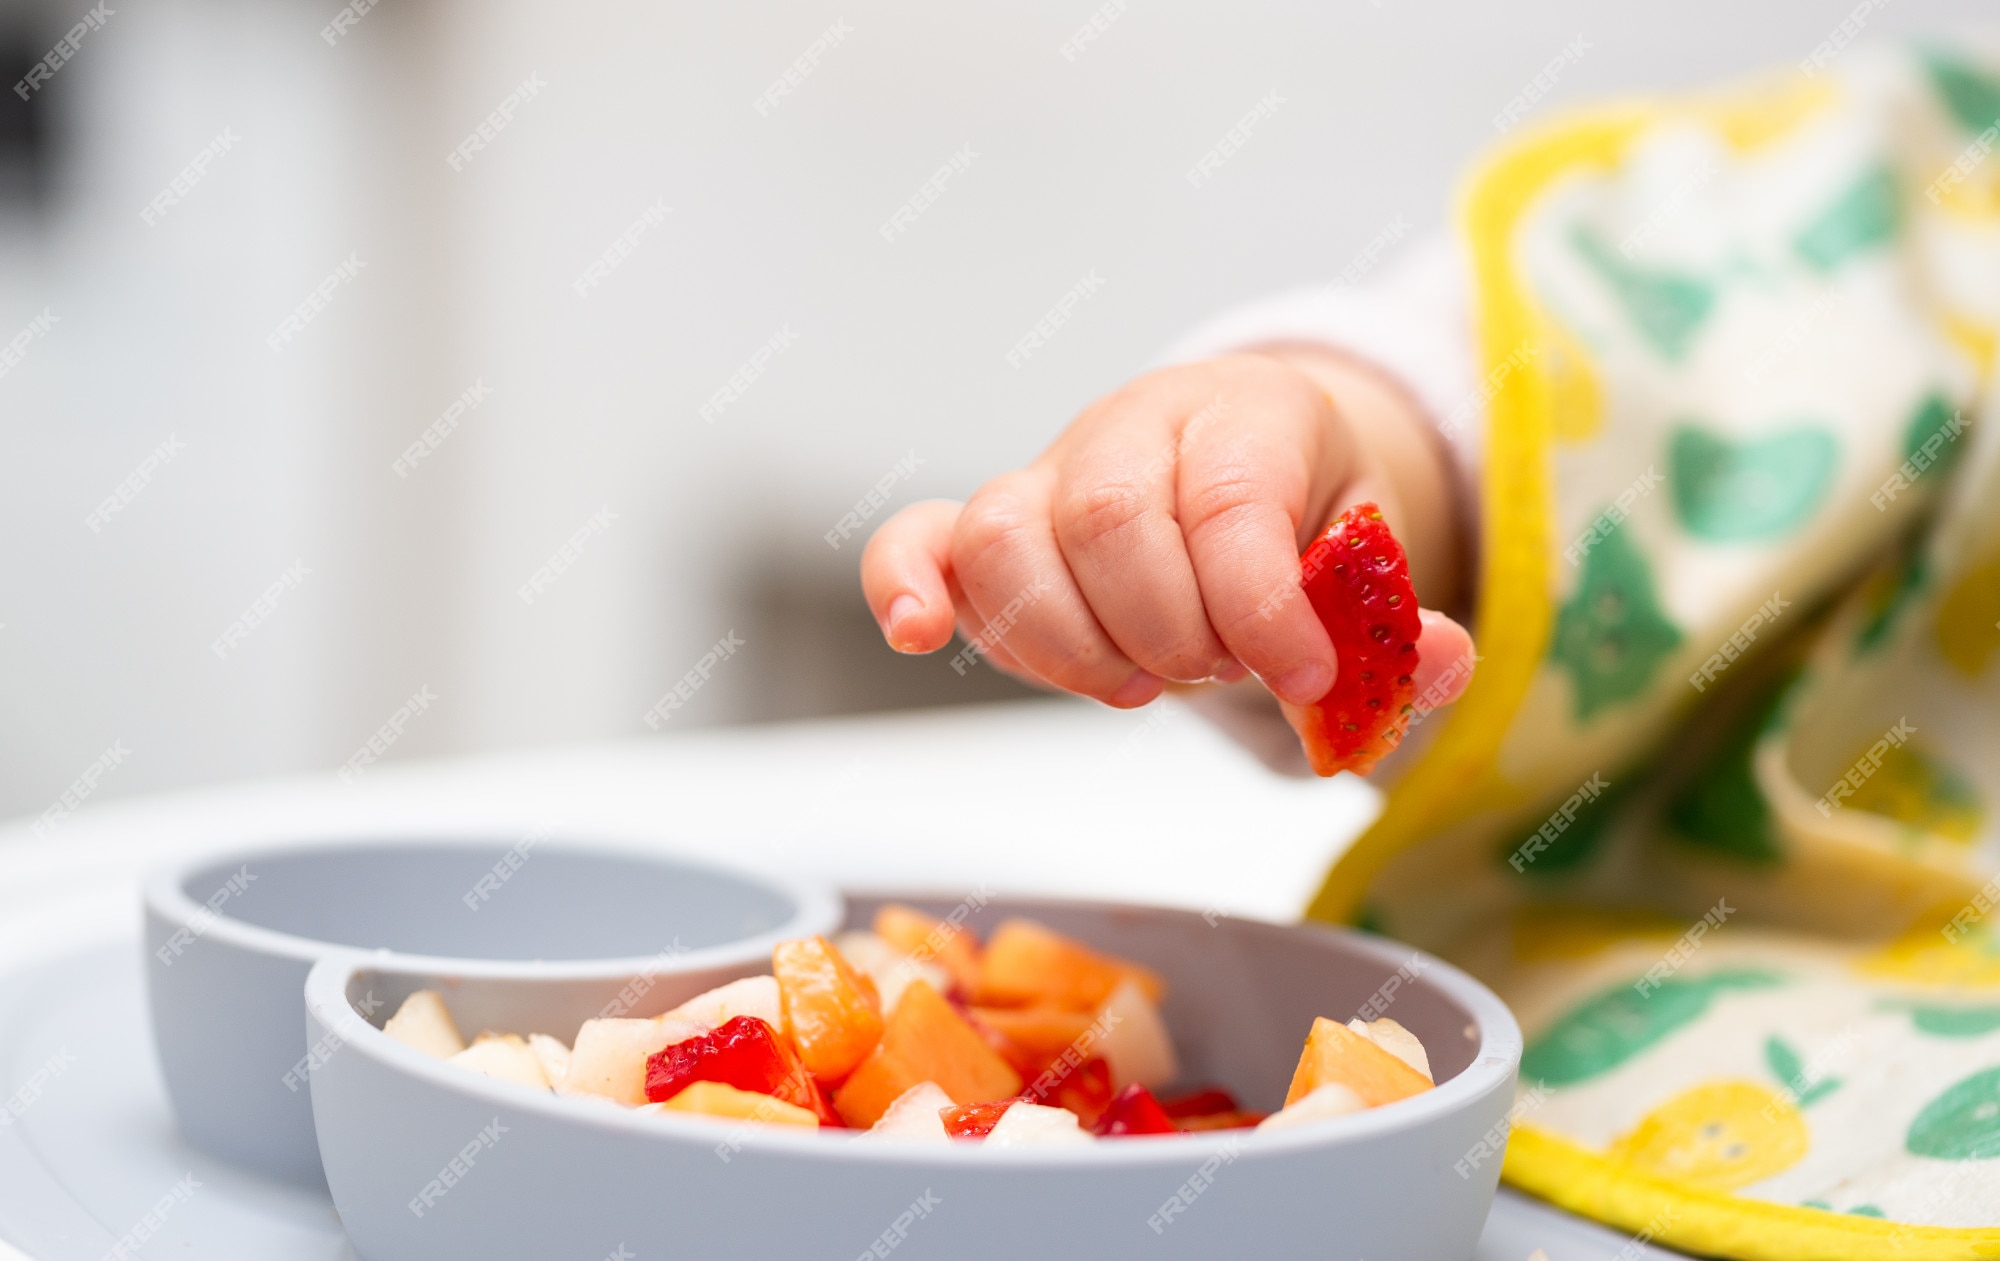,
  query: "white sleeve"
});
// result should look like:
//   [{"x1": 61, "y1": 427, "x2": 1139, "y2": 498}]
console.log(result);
[
  {"x1": 1157, "y1": 235, "x2": 1482, "y2": 778},
  {"x1": 1157, "y1": 234, "x2": 1483, "y2": 501}
]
